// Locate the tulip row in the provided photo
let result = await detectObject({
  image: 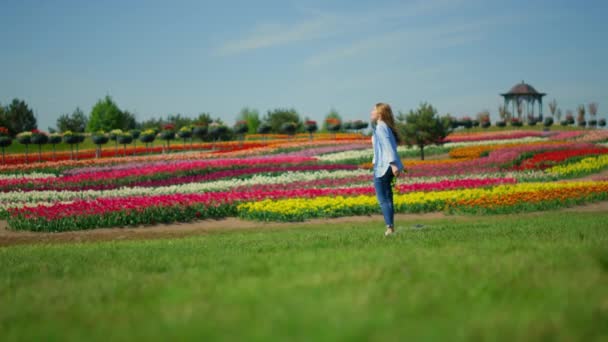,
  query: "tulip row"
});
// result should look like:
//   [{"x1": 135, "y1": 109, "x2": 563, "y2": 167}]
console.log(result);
[
  {"x1": 237, "y1": 181, "x2": 608, "y2": 221},
  {"x1": 516, "y1": 147, "x2": 608, "y2": 170},
  {"x1": 449, "y1": 141, "x2": 568, "y2": 159},
  {"x1": 545, "y1": 154, "x2": 608, "y2": 177},
  {"x1": 443, "y1": 130, "x2": 546, "y2": 143},
  {"x1": 7, "y1": 177, "x2": 520, "y2": 231},
  {"x1": 0, "y1": 156, "x2": 320, "y2": 191}
]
